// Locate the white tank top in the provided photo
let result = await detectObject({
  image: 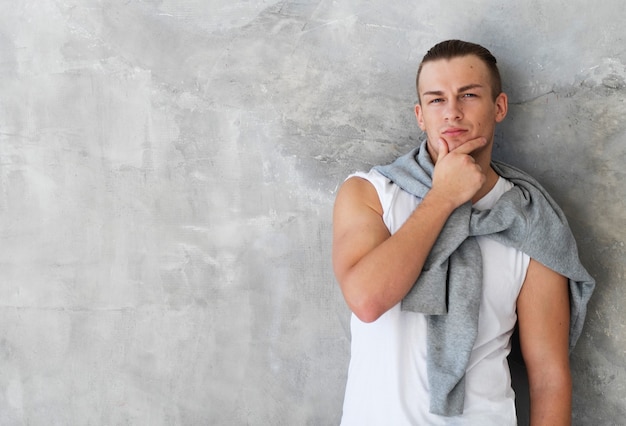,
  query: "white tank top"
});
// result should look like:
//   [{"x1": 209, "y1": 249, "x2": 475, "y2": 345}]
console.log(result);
[{"x1": 340, "y1": 169, "x2": 530, "y2": 426}]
